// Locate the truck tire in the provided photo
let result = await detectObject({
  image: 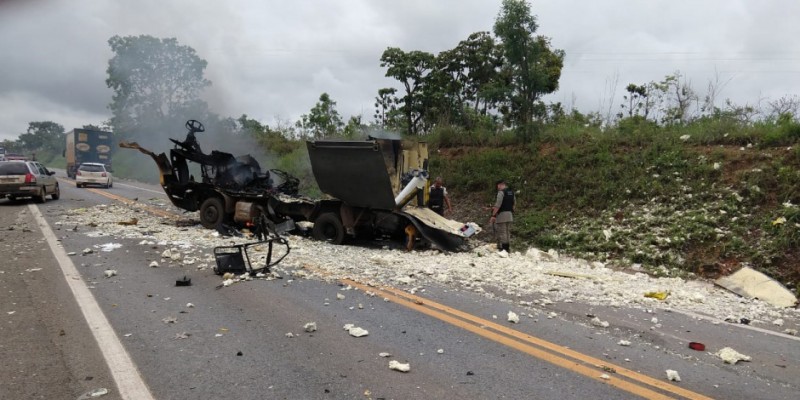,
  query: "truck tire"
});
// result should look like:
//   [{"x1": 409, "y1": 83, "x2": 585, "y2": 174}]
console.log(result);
[
  {"x1": 199, "y1": 197, "x2": 225, "y2": 229},
  {"x1": 312, "y1": 212, "x2": 345, "y2": 244},
  {"x1": 51, "y1": 183, "x2": 60, "y2": 200}
]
